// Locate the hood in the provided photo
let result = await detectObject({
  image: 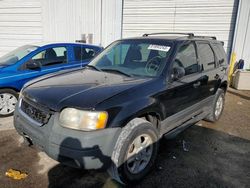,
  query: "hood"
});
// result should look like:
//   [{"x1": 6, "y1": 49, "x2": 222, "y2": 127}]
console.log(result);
[{"x1": 23, "y1": 69, "x2": 152, "y2": 111}]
